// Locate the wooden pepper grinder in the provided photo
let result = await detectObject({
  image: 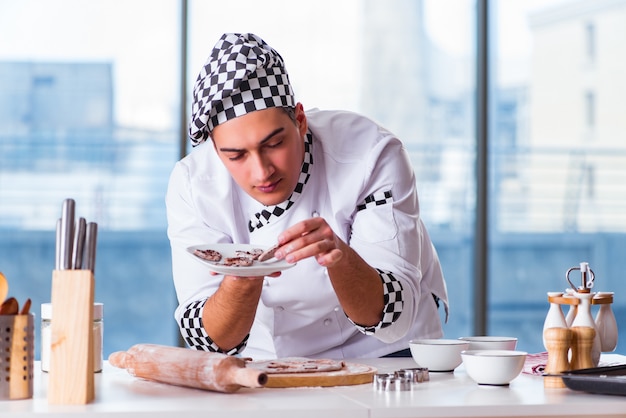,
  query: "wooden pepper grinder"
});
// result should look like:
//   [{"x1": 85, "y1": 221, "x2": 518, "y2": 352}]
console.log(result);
[{"x1": 543, "y1": 327, "x2": 573, "y2": 388}]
